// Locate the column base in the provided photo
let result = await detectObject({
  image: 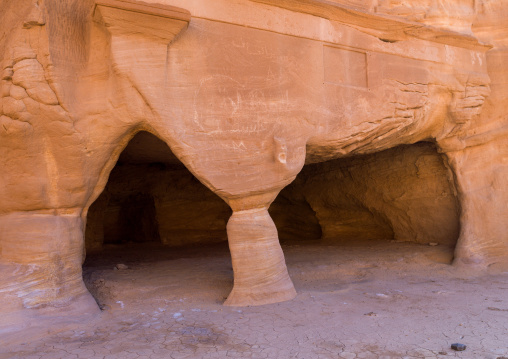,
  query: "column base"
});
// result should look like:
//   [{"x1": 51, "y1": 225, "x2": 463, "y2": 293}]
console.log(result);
[{"x1": 0, "y1": 212, "x2": 100, "y2": 331}]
